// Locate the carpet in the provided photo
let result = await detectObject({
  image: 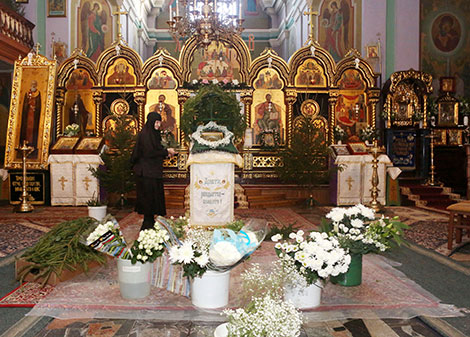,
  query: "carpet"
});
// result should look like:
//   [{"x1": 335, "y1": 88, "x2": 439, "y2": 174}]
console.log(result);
[
  {"x1": 0, "y1": 282, "x2": 55, "y2": 307},
  {"x1": 0, "y1": 223, "x2": 48, "y2": 258},
  {"x1": 26, "y1": 224, "x2": 462, "y2": 322}
]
